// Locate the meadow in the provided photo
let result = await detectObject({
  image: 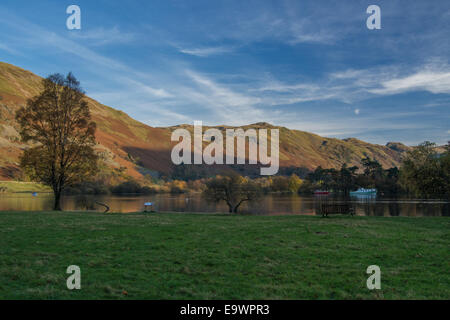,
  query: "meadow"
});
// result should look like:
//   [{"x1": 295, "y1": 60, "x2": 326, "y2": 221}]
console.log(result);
[{"x1": 0, "y1": 211, "x2": 448, "y2": 299}]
